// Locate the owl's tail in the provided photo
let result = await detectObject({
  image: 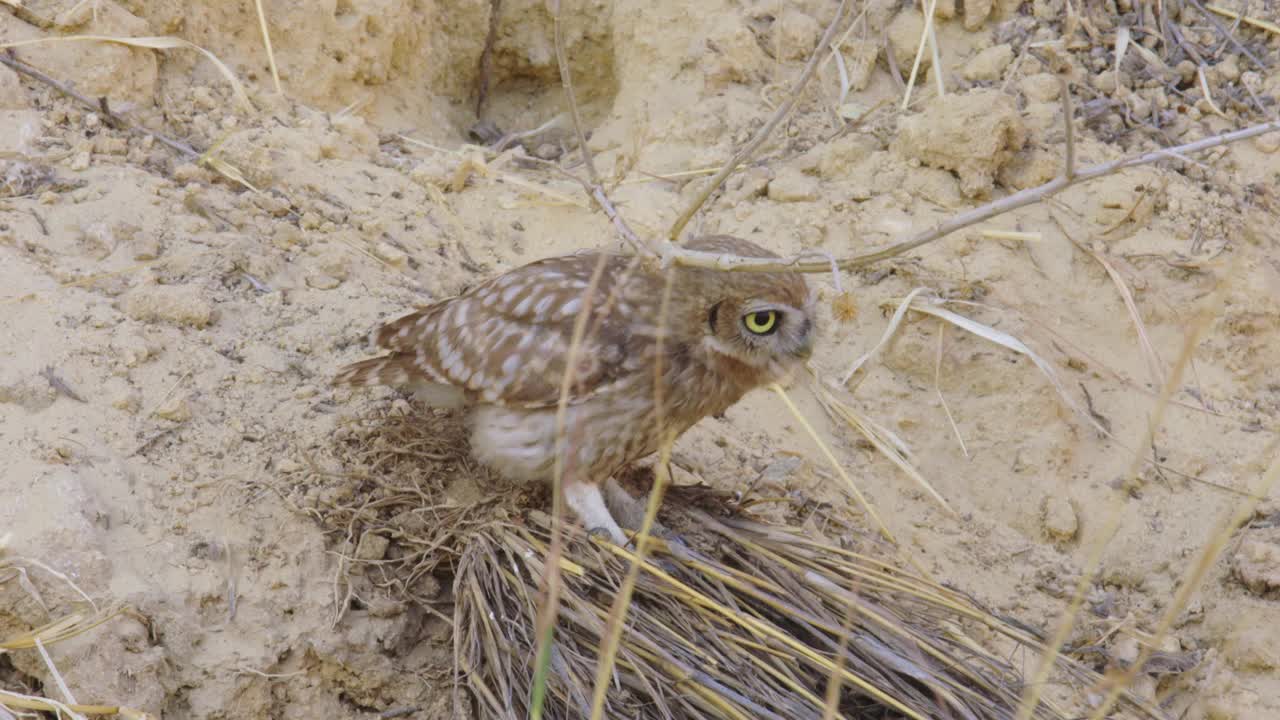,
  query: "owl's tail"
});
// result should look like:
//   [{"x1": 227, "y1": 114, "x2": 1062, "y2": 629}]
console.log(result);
[
  {"x1": 334, "y1": 354, "x2": 468, "y2": 408},
  {"x1": 333, "y1": 353, "x2": 416, "y2": 387}
]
